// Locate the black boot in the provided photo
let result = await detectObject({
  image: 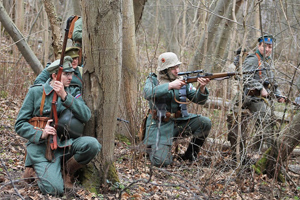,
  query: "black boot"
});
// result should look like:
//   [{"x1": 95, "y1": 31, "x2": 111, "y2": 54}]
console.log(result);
[{"x1": 180, "y1": 138, "x2": 204, "y2": 161}]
